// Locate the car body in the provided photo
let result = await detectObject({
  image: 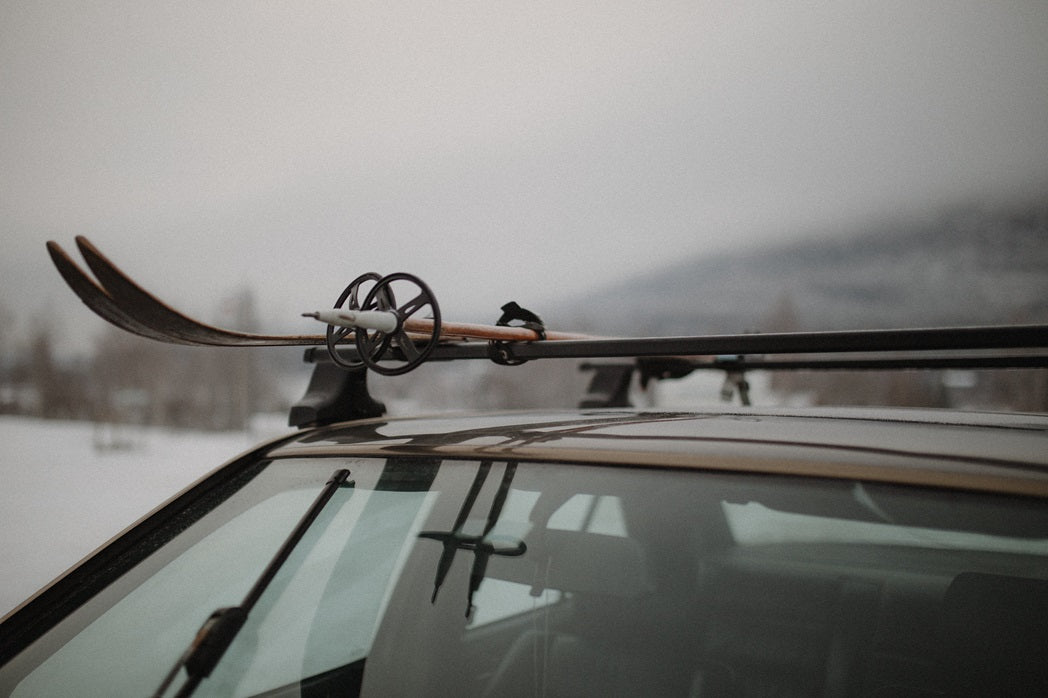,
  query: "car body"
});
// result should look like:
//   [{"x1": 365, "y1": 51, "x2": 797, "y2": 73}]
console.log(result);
[{"x1": 2, "y1": 405, "x2": 1047, "y2": 696}]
